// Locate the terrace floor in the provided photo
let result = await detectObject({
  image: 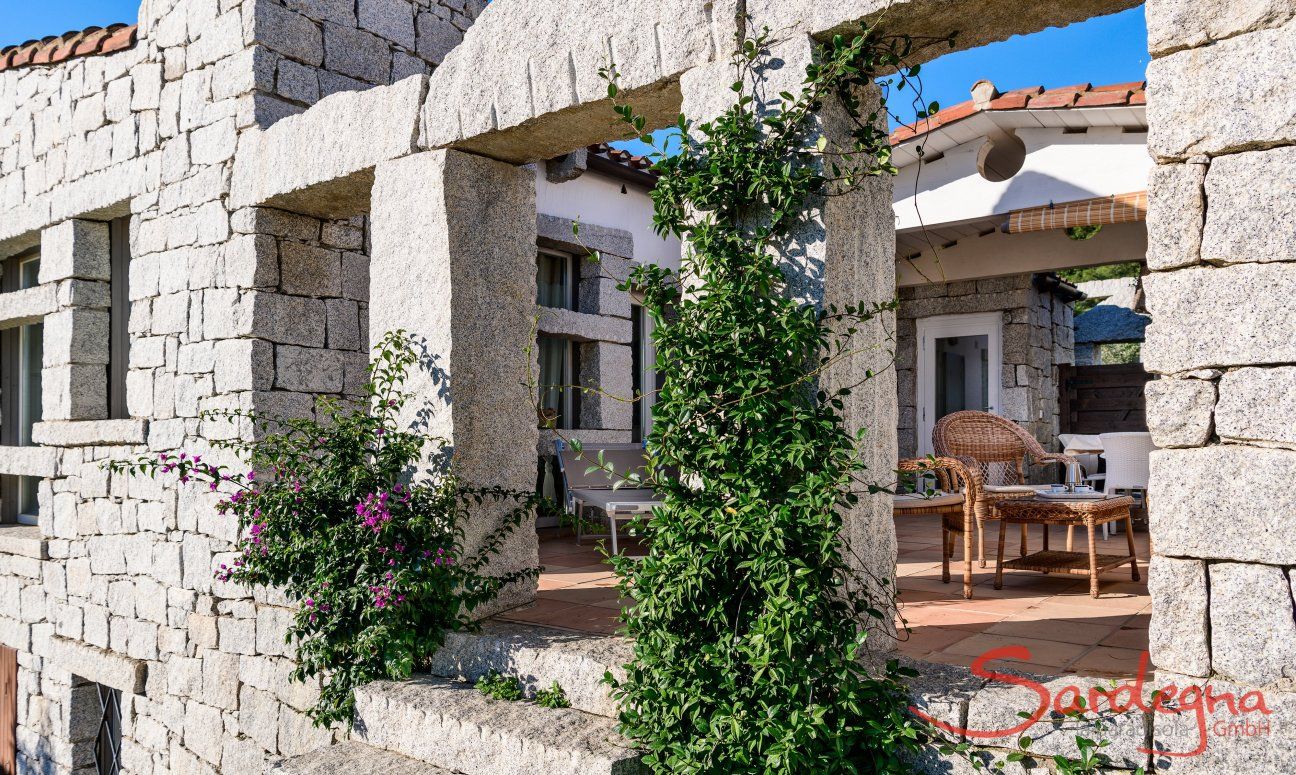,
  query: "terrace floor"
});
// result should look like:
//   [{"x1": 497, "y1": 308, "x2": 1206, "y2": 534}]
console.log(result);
[{"x1": 500, "y1": 517, "x2": 1152, "y2": 679}]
